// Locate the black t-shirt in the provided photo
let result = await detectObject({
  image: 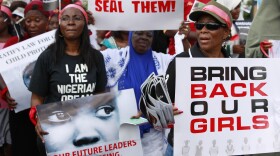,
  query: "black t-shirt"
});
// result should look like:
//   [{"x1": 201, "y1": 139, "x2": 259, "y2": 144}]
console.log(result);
[
  {"x1": 29, "y1": 48, "x2": 107, "y2": 104},
  {"x1": 166, "y1": 43, "x2": 229, "y2": 146}
]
